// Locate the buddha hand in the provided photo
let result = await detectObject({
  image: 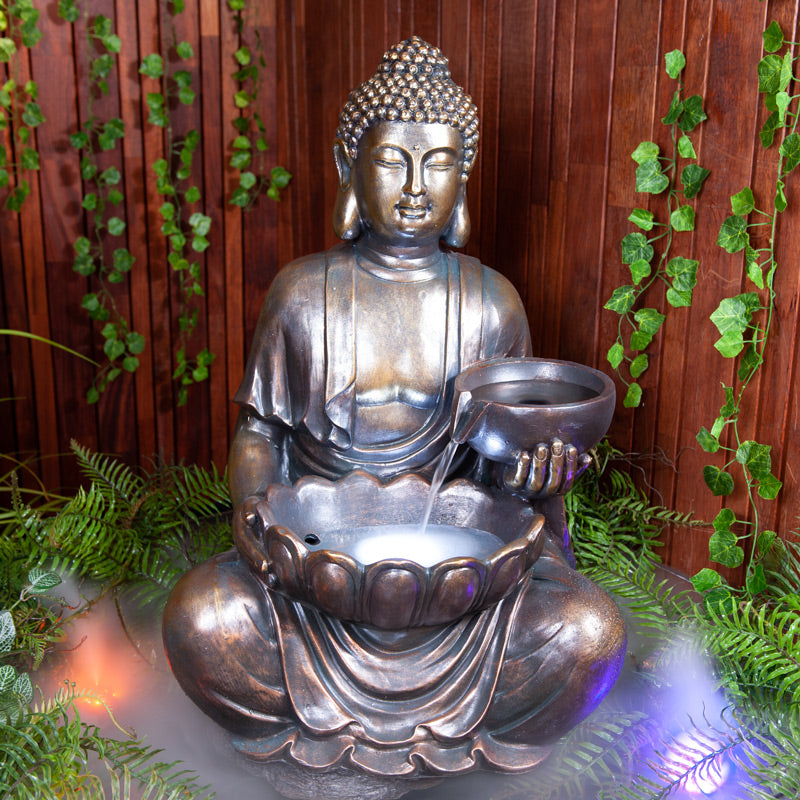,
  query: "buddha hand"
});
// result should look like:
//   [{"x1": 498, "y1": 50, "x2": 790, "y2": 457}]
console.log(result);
[
  {"x1": 501, "y1": 439, "x2": 592, "y2": 498},
  {"x1": 232, "y1": 495, "x2": 271, "y2": 579}
]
